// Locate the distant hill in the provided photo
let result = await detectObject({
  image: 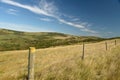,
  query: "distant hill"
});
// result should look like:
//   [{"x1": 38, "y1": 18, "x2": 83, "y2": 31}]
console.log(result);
[{"x1": 0, "y1": 29, "x2": 105, "y2": 51}]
